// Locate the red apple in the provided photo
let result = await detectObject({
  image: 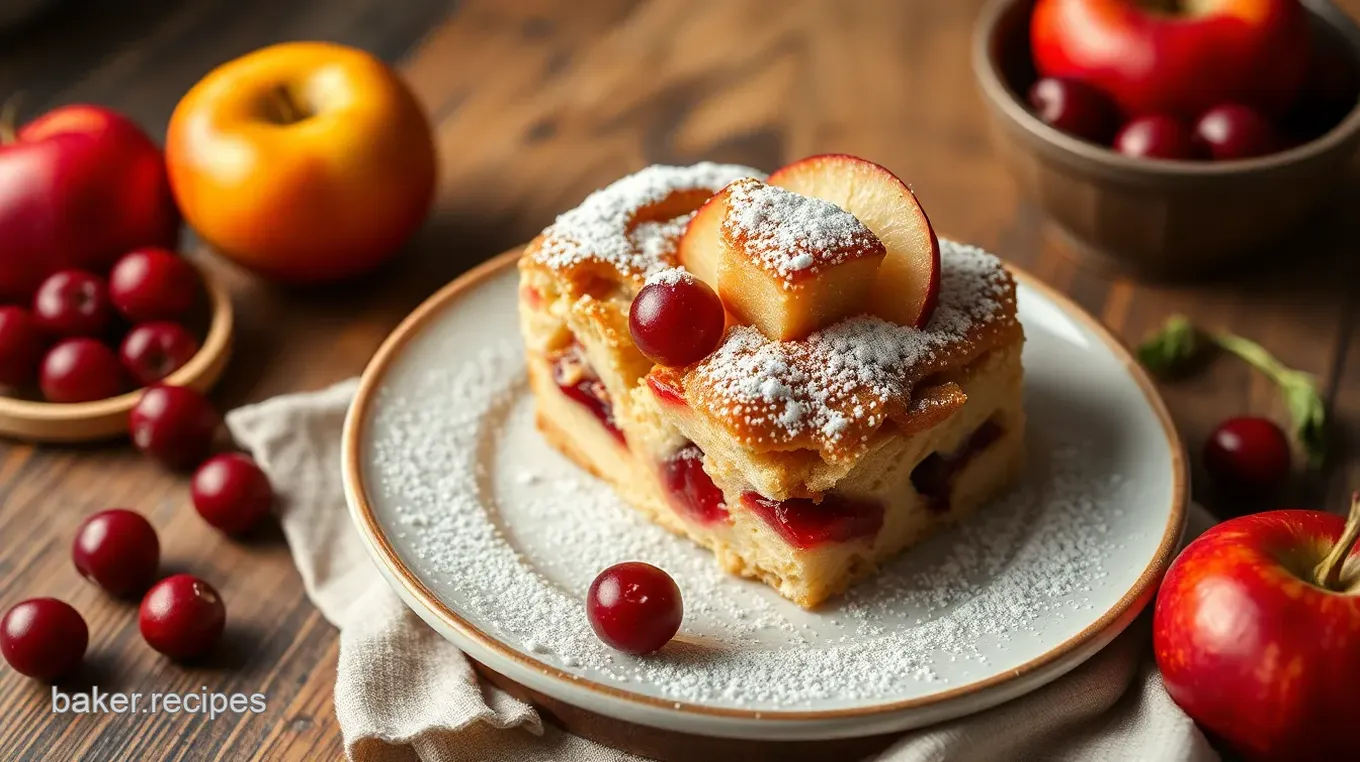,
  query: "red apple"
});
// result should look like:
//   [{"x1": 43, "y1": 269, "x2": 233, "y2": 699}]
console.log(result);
[
  {"x1": 1153, "y1": 497, "x2": 1360, "y2": 760},
  {"x1": 767, "y1": 155, "x2": 940, "y2": 329},
  {"x1": 1031, "y1": 0, "x2": 1311, "y2": 119},
  {"x1": 0, "y1": 105, "x2": 179, "y2": 302}
]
